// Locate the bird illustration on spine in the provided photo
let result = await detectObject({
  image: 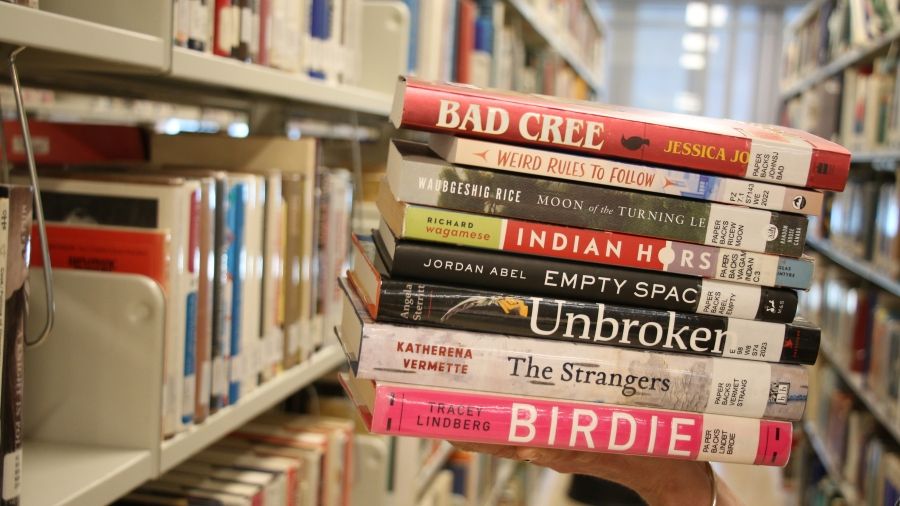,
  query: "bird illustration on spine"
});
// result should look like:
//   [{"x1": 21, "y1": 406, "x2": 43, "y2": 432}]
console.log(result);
[
  {"x1": 621, "y1": 135, "x2": 650, "y2": 151},
  {"x1": 441, "y1": 296, "x2": 529, "y2": 322}
]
